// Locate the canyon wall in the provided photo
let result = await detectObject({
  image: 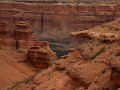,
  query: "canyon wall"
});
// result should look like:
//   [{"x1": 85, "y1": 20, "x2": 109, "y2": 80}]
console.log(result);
[
  {"x1": 0, "y1": 2, "x2": 120, "y2": 32},
  {"x1": 0, "y1": 21, "x2": 56, "y2": 68},
  {"x1": 5, "y1": 0, "x2": 120, "y2": 4},
  {"x1": 0, "y1": 1, "x2": 120, "y2": 56}
]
